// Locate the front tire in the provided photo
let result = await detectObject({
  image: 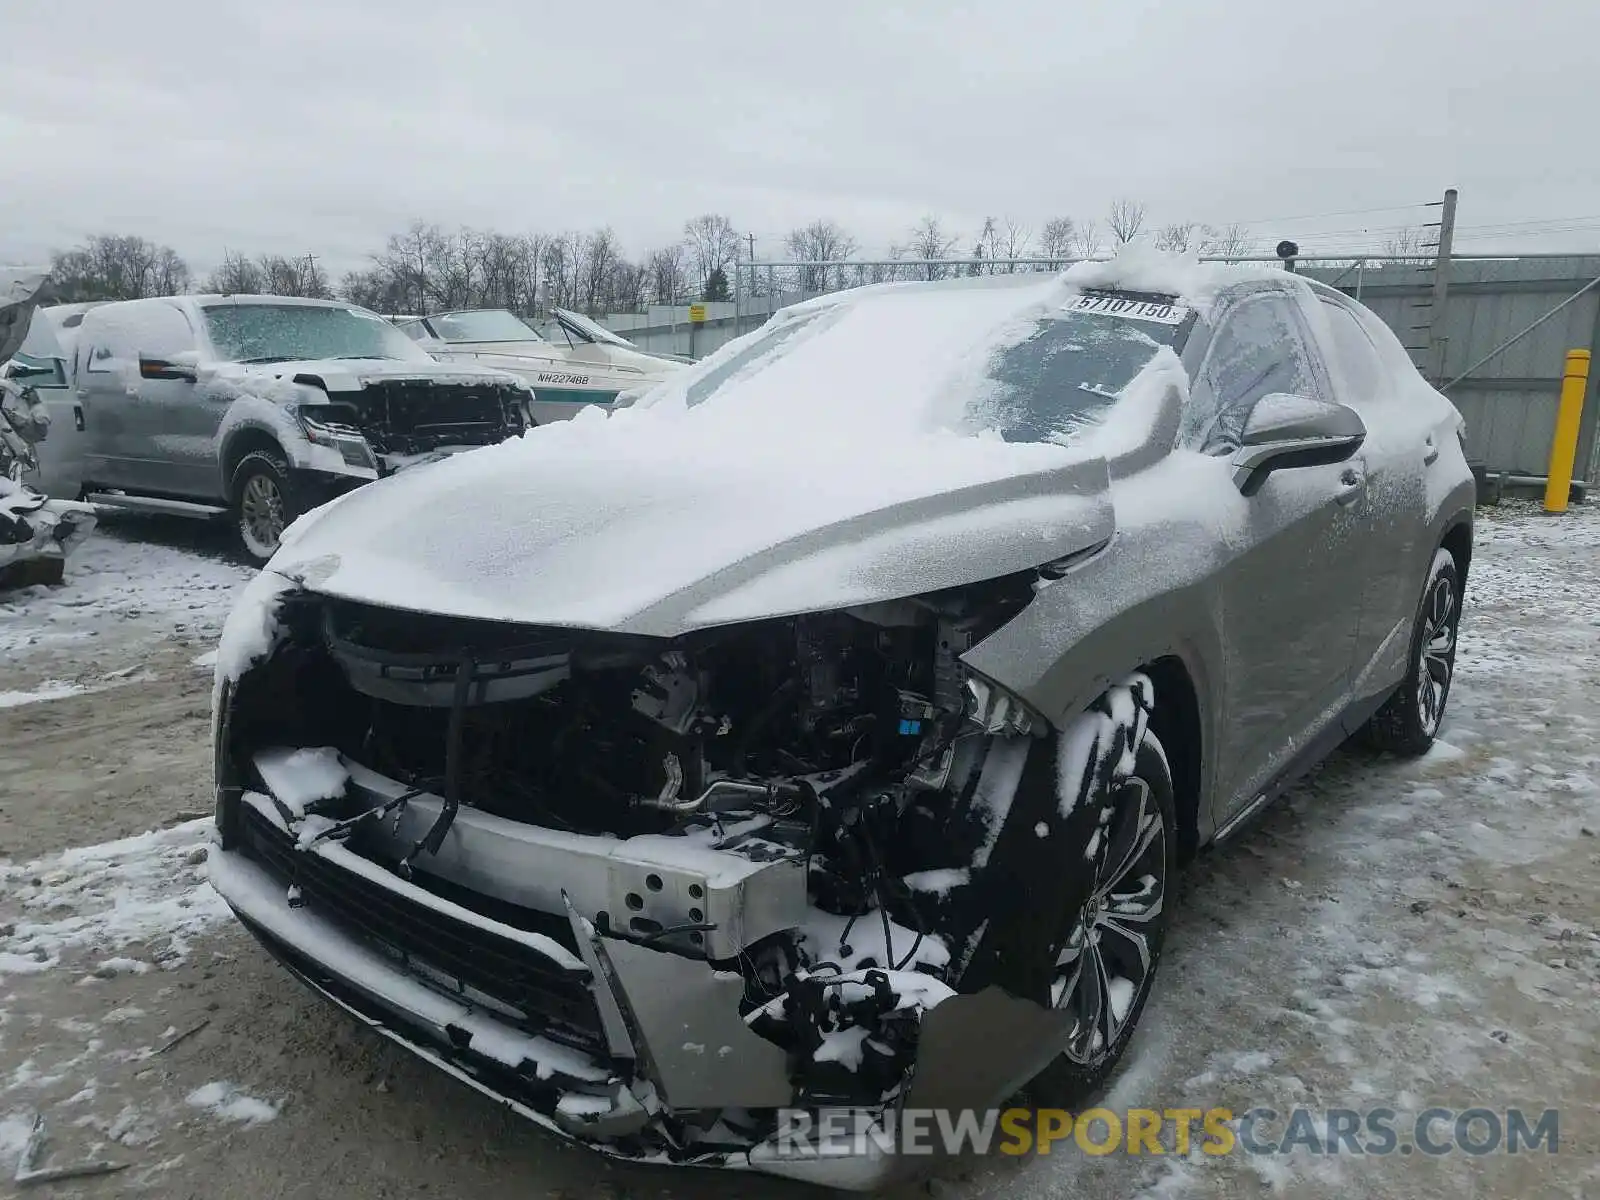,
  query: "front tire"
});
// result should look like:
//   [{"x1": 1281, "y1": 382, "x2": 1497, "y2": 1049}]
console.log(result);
[
  {"x1": 1026, "y1": 732, "x2": 1174, "y2": 1104},
  {"x1": 231, "y1": 449, "x2": 297, "y2": 565},
  {"x1": 1361, "y1": 547, "x2": 1461, "y2": 756},
  {"x1": 953, "y1": 682, "x2": 1175, "y2": 1108}
]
